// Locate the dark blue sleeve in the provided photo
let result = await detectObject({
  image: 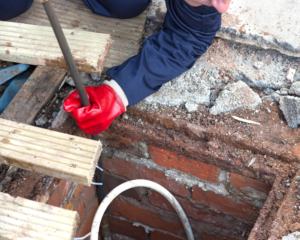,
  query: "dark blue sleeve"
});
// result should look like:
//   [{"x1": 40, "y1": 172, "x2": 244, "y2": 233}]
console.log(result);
[
  {"x1": 82, "y1": 0, "x2": 151, "y2": 19},
  {"x1": 107, "y1": 0, "x2": 221, "y2": 106},
  {"x1": 0, "y1": 0, "x2": 33, "y2": 21}
]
